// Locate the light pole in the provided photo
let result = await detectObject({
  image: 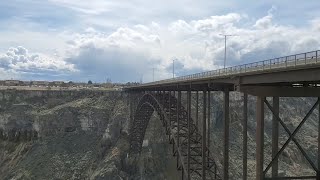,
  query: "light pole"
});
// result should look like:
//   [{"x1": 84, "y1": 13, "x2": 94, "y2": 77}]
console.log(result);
[
  {"x1": 172, "y1": 59, "x2": 175, "y2": 78},
  {"x1": 140, "y1": 74, "x2": 143, "y2": 84},
  {"x1": 220, "y1": 34, "x2": 236, "y2": 69}
]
